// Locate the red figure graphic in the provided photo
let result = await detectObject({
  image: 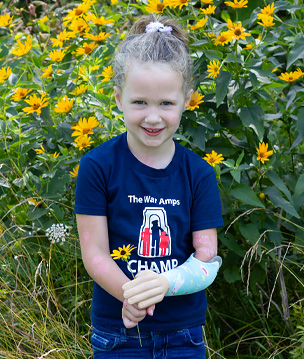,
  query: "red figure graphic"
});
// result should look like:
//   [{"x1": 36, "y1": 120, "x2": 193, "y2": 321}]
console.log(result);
[
  {"x1": 141, "y1": 228, "x2": 151, "y2": 256},
  {"x1": 159, "y1": 231, "x2": 170, "y2": 257}
]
